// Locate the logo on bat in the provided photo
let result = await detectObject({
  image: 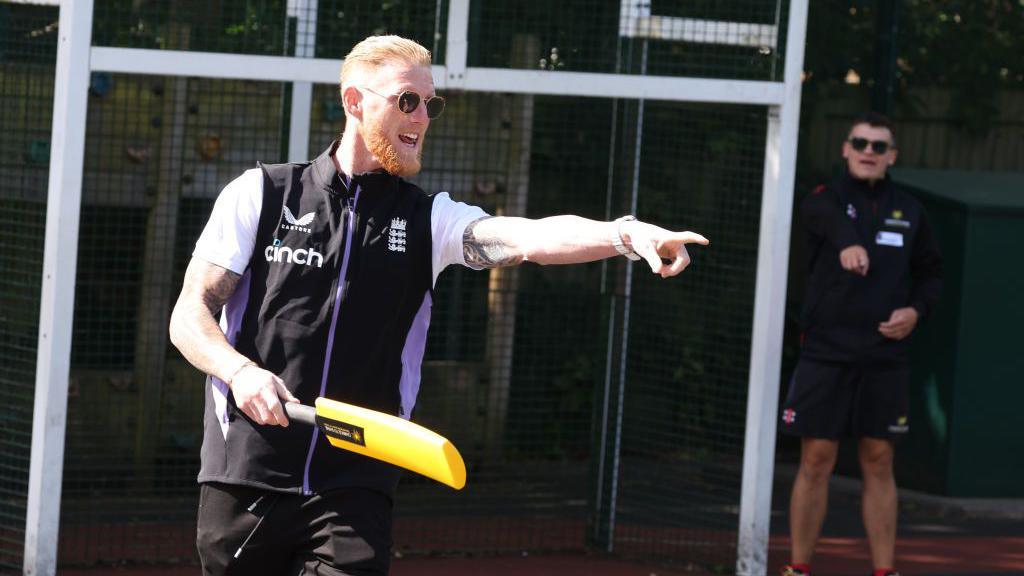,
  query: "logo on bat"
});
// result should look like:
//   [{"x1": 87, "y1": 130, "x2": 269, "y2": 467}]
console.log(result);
[
  {"x1": 282, "y1": 206, "x2": 315, "y2": 234},
  {"x1": 321, "y1": 420, "x2": 367, "y2": 447}
]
